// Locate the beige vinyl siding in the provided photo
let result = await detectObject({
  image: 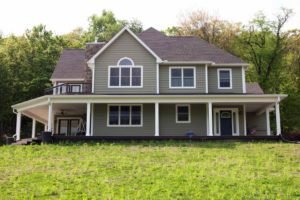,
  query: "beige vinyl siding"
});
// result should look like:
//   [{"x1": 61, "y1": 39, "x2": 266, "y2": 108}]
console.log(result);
[
  {"x1": 159, "y1": 65, "x2": 206, "y2": 93},
  {"x1": 93, "y1": 104, "x2": 155, "y2": 136},
  {"x1": 247, "y1": 112, "x2": 267, "y2": 135},
  {"x1": 160, "y1": 104, "x2": 207, "y2": 136},
  {"x1": 208, "y1": 67, "x2": 243, "y2": 93},
  {"x1": 94, "y1": 31, "x2": 156, "y2": 94}
]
